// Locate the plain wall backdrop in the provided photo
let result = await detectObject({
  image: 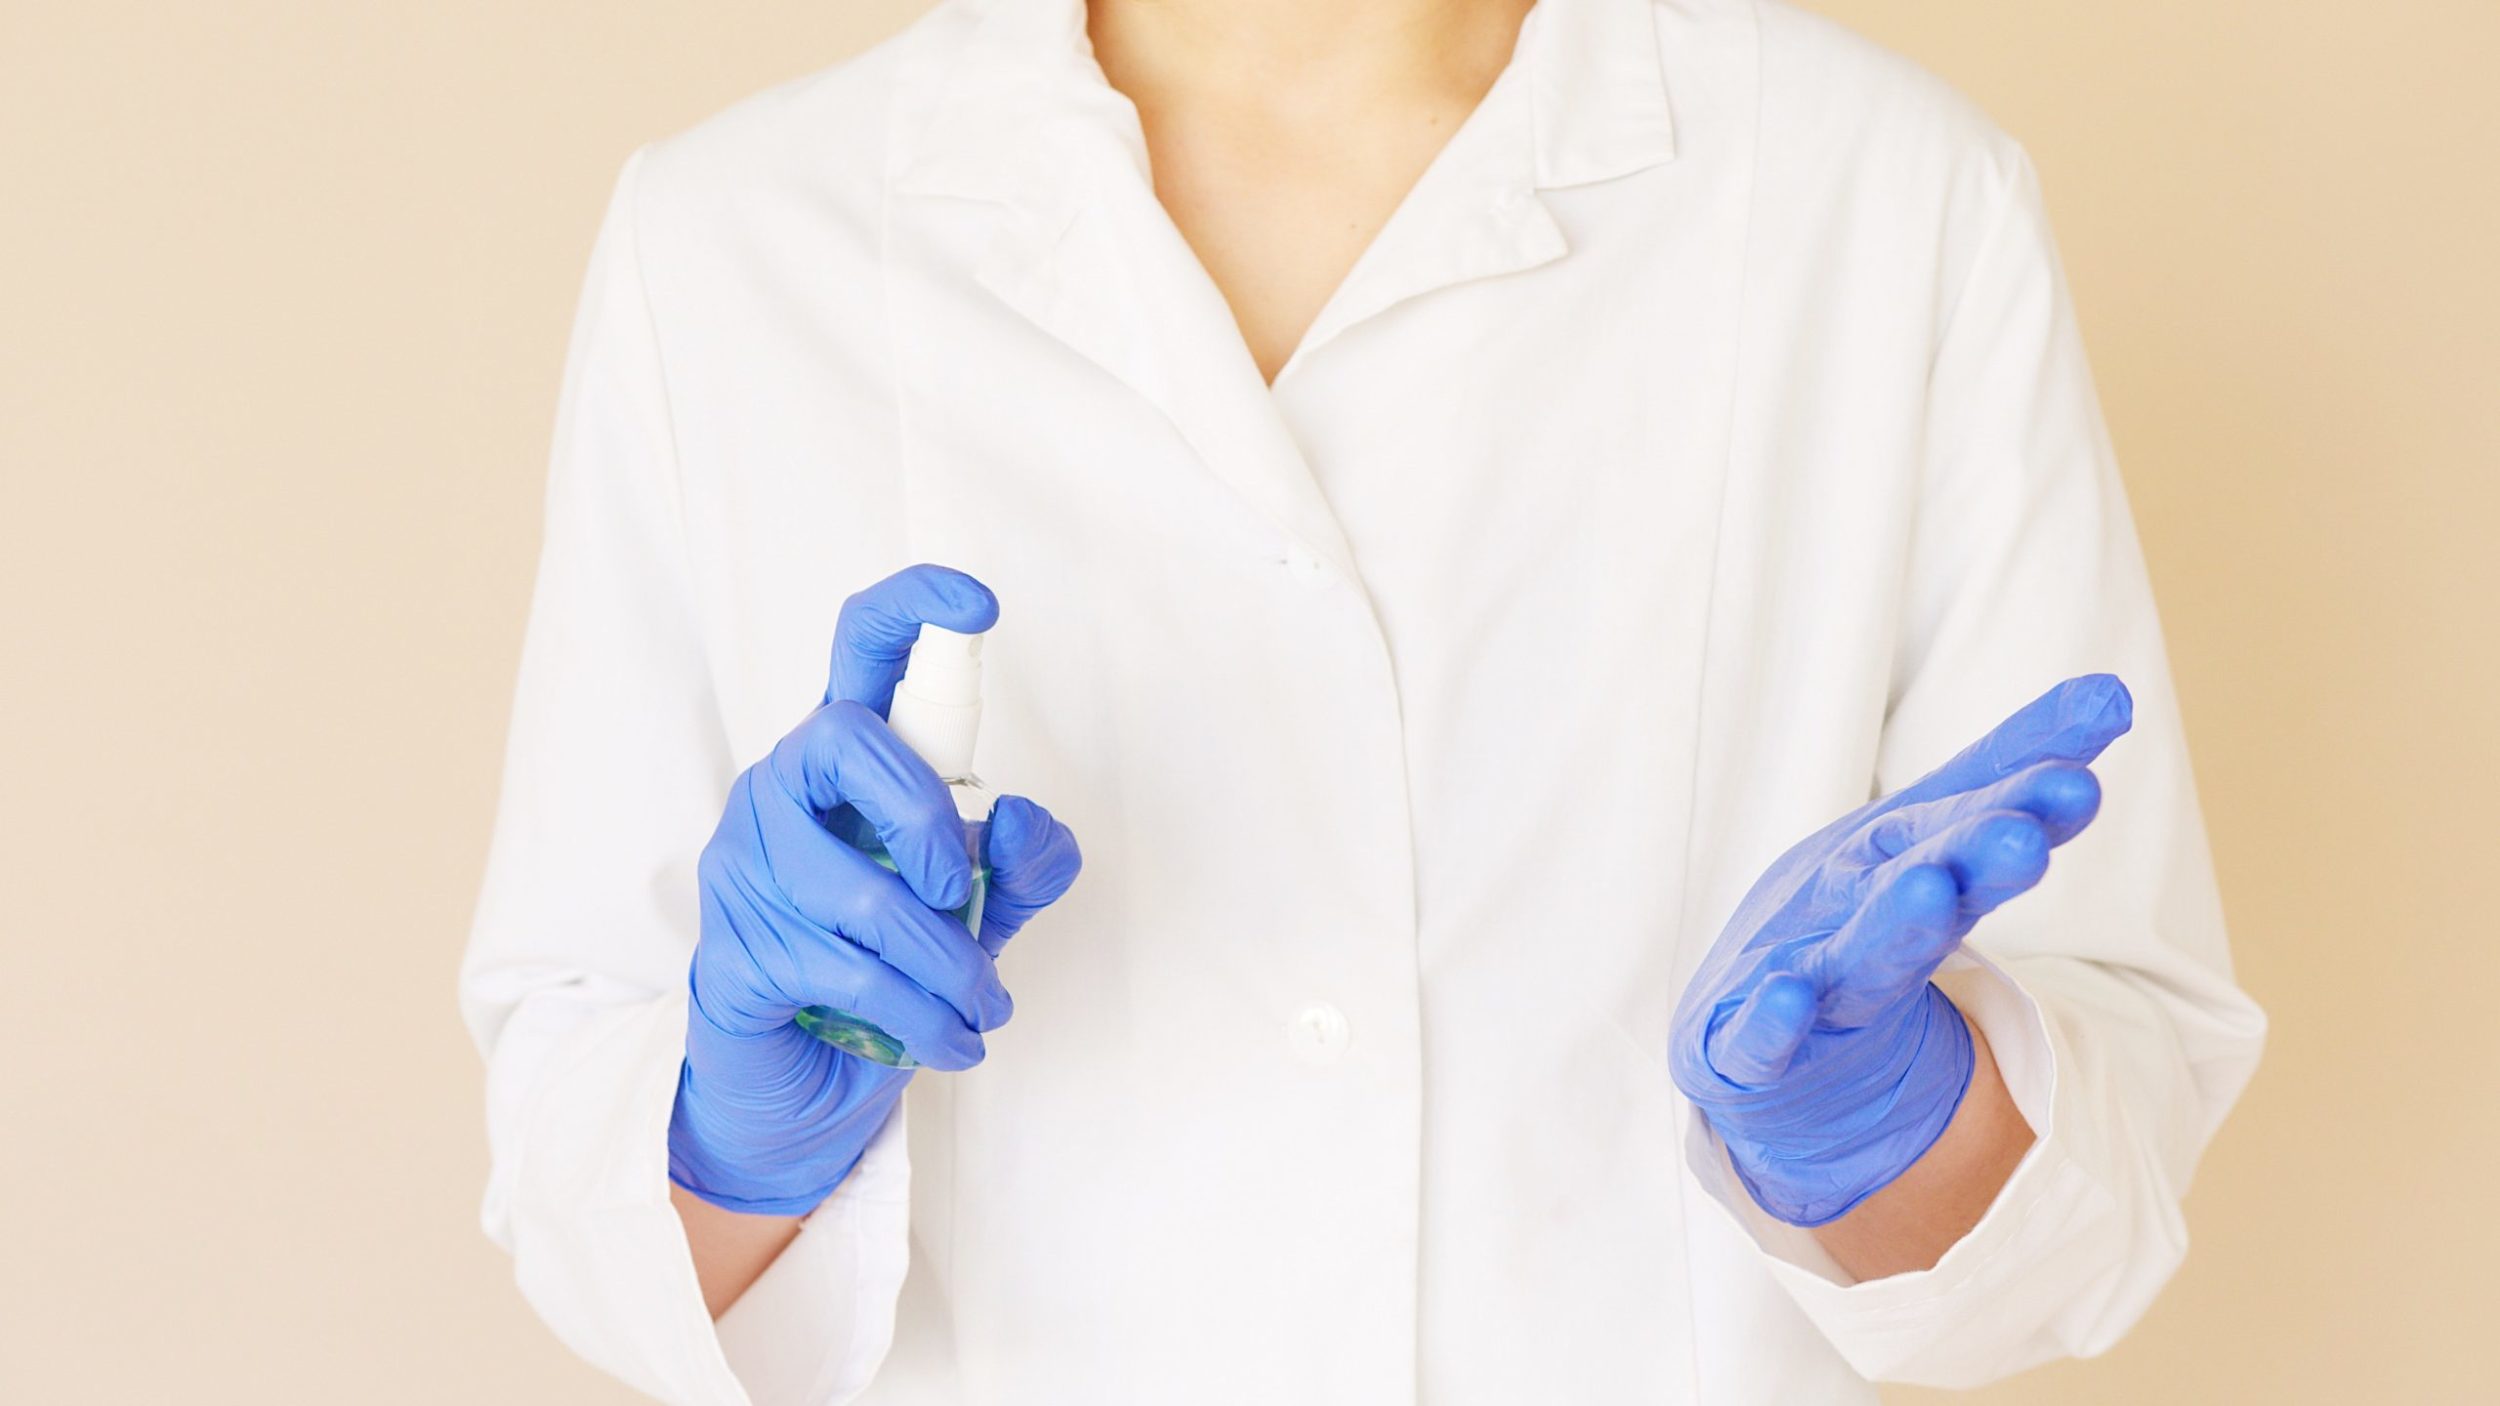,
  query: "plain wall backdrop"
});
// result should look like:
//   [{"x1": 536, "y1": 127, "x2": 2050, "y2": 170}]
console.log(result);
[{"x1": 3, "y1": 1, "x2": 2492, "y2": 1400}]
